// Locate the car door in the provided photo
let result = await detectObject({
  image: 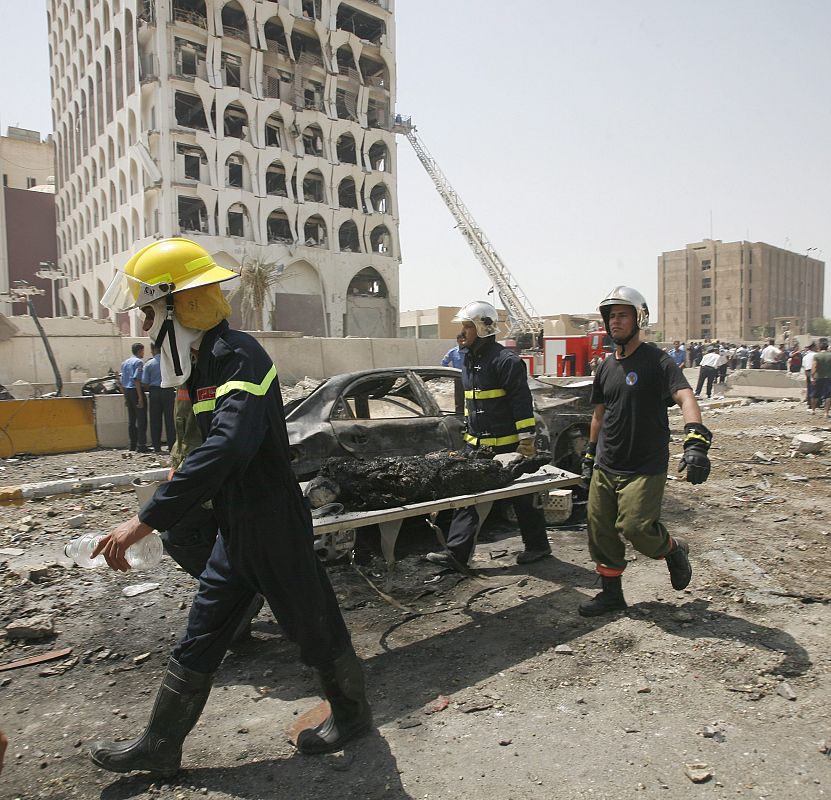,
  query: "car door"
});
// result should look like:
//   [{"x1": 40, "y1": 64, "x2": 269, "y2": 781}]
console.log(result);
[
  {"x1": 414, "y1": 370, "x2": 466, "y2": 450},
  {"x1": 330, "y1": 371, "x2": 455, "y2": 459}
]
